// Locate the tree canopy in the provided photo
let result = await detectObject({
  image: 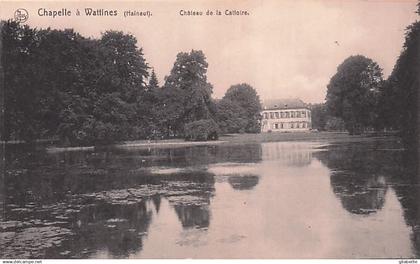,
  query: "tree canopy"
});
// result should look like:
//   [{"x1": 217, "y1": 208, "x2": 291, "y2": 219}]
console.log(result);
[
  {"x1": 2, "y1": 21, "x2": 150, "y2": 145},
  {"x1": 326, "y1": 55, "x2": 383, "y2": 134},
  {"x1": 222, "y1": 83, "x2": 261, "y2": 133},
  {"x1": 159, "y1": 50, "x2": 214, "y2": 135},
  {"x1": 383, "y1": 20, "x2": 420, "y2": 149}
]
